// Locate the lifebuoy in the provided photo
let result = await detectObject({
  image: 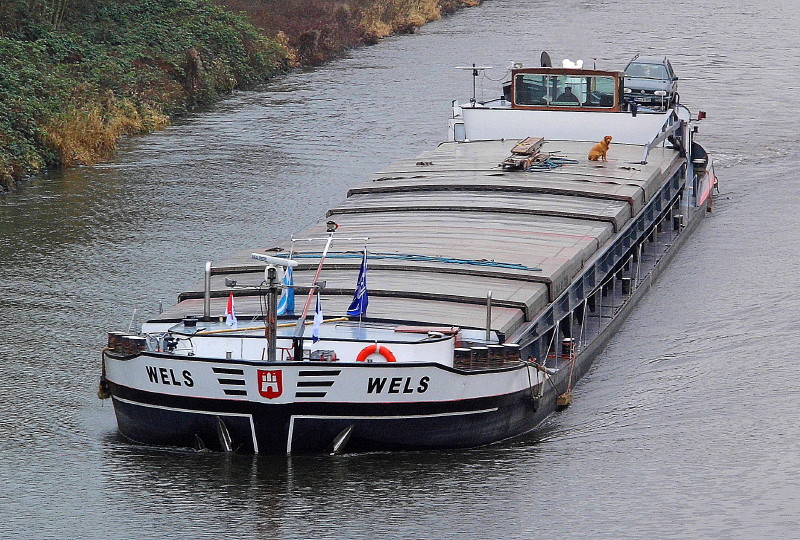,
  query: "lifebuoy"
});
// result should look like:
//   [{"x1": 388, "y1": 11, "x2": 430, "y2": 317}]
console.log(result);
[{"x1": 355, "y1": 343, "x2": 396, "y2": 362}]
